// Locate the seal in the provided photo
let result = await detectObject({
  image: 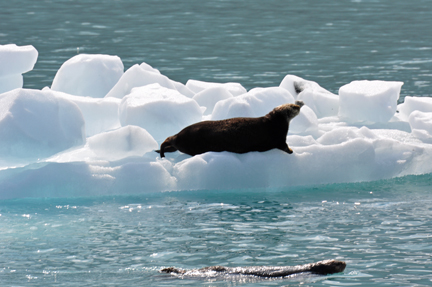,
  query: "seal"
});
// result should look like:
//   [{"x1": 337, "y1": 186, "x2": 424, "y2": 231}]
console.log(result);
[
  {"x1": 161, "y1": 259, "x2": 346, "y2": 278},
  {"x1": 157, "y1": 101, "x2": 304, "y2": 157}
]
